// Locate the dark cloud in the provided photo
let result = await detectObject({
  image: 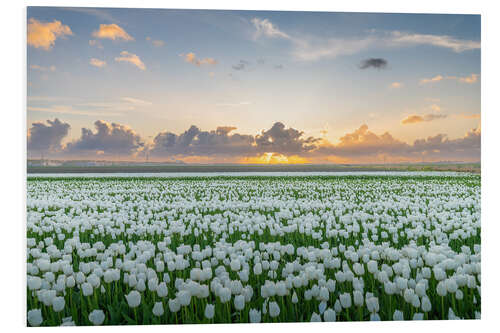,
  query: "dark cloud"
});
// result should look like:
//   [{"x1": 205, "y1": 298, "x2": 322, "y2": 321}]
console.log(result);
[
  {"x1": 257, "y1": 58, "x2": 265, "y2": 65},
  {"x1": 232, "y1": 60, "x2": 250, "y2": 71},
  {"x1": 359, "y1": 58, "x2": 388, "y2": 70},
  {"x1": 274, "y1": 64, "x2": 284, "y2": 70},
  {"x1": 255, "y1": 122, "x2": 319, "y2": 154},
  {"x1": 410, "y1": 128, "x2": 480, "y2": 160},
  {"x1": 27, "y1": 118, "x2": 70, "y2": 152},
  {"x1": 150, "y1": 125, "x2": 255, "y2": 157},
  {"x1": 65, "y1": 120, "x2": 144, "y2": 155},
  {"x1": 150, "y1": 122, "x2": 319, "y2": 157}
]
